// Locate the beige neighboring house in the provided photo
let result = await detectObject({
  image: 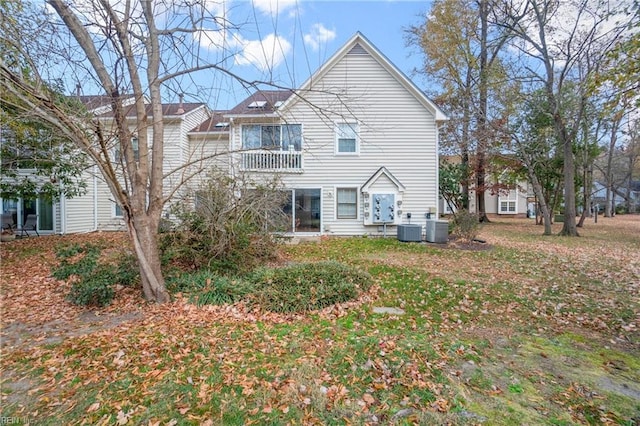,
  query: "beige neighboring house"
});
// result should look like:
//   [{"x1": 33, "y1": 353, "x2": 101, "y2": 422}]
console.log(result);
[
  {"x1": 1, "y1": 32, "x2": 449, "y2": 236},
  {"x1": 439, "y1": 155, "x2": 534, "y2": 219}
]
